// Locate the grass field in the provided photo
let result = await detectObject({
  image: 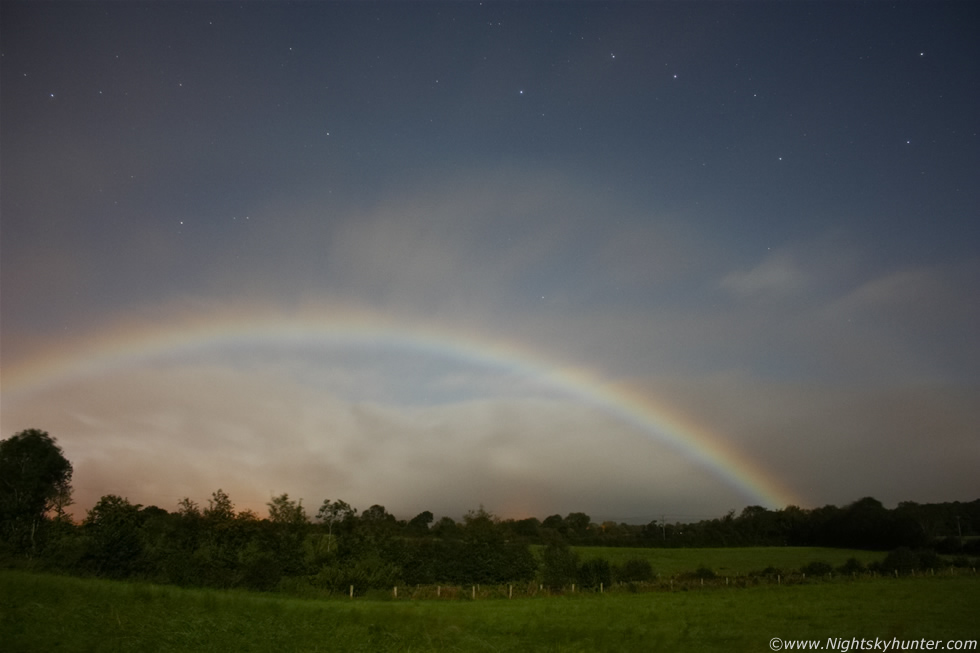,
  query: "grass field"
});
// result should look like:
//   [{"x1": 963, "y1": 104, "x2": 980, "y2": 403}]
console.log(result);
[
  {"x1": 3, "y1": 569, "x2": 977, "y2": 652},
  {"x1": 568, "y1": 546, "x2": 886, "y2": 576}
]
